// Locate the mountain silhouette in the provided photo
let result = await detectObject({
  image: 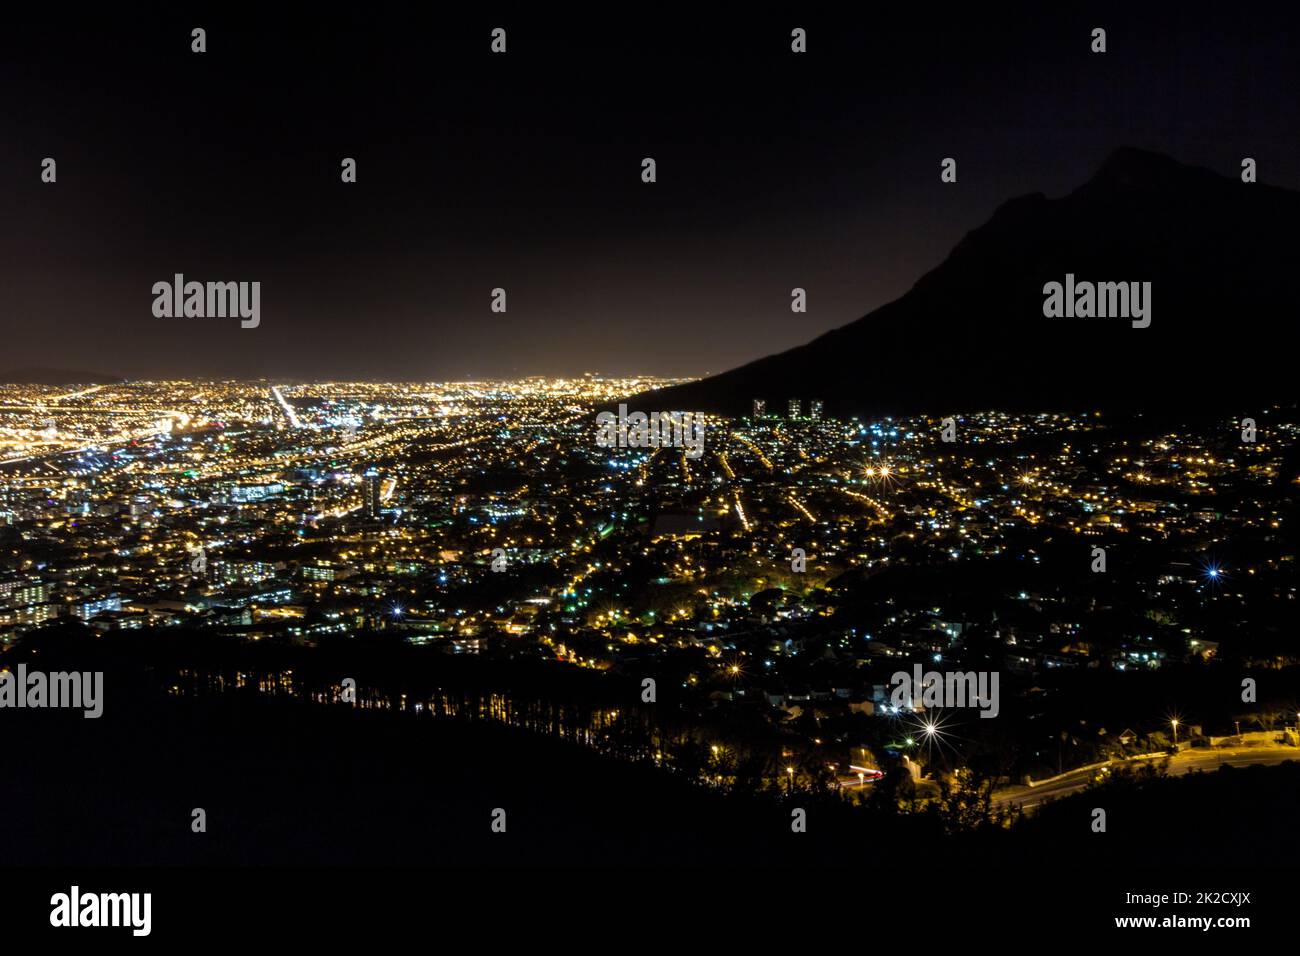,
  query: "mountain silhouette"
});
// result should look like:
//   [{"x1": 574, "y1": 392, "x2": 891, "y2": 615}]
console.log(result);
[
  {"x1": 628, "y1": 149, "x2": 1296, "y2": 418},
  {"x1": 0, "y1": 367, "x2": 124, "y2": 386}
]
